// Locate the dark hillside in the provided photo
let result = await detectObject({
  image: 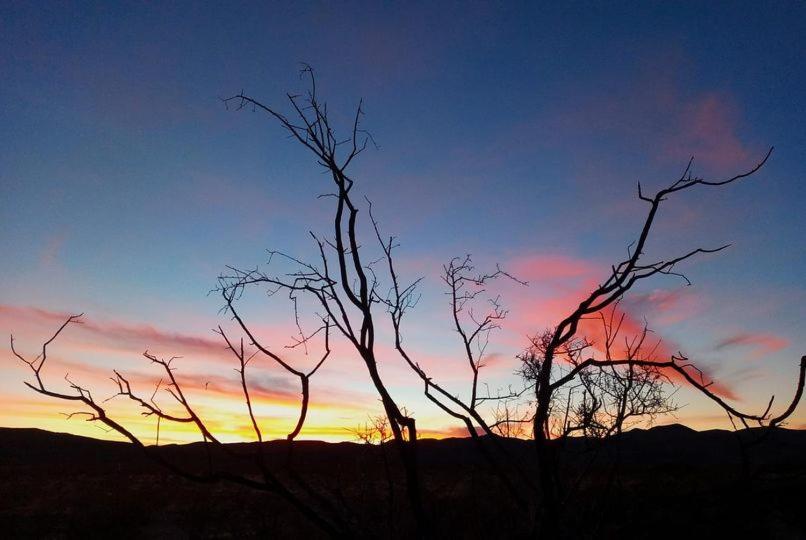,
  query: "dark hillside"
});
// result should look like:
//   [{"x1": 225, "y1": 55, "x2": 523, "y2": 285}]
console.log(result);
[{"x1": 1, "y1": 425, "x2": 804, "y2": 538}]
